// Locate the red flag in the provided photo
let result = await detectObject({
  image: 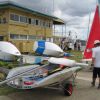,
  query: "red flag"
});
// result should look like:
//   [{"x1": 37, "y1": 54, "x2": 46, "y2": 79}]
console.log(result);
[{"x1": 83, "y1": 6, "x2": 100, "y2": 59}]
